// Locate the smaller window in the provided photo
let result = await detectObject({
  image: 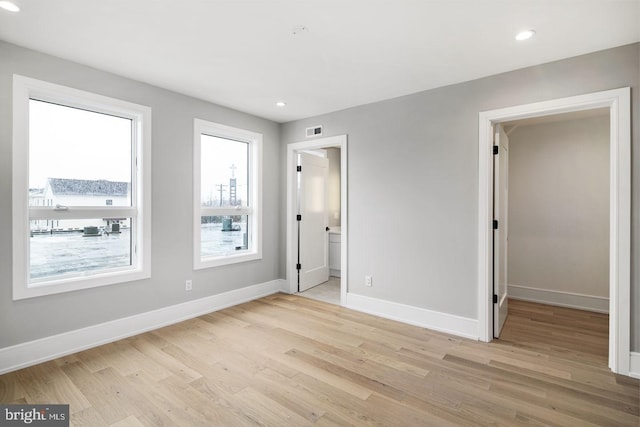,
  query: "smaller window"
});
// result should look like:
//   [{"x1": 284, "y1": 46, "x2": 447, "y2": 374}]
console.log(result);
[
  {"x1": 193, "y1": 119, "x2": 262, "y2": 268},
  {"x1": 106, "y1": 199, "x2": 113, "y2": 206}
]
